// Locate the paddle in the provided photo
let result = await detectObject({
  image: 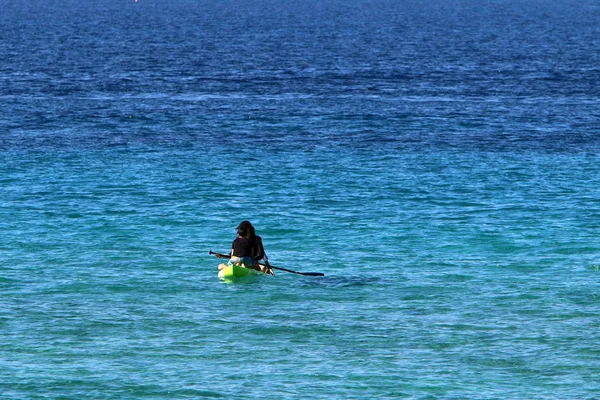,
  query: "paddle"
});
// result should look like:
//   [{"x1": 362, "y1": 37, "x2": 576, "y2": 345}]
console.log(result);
[{"x1": 209, "y1": 250, "x2": 324, "y2": 277}]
